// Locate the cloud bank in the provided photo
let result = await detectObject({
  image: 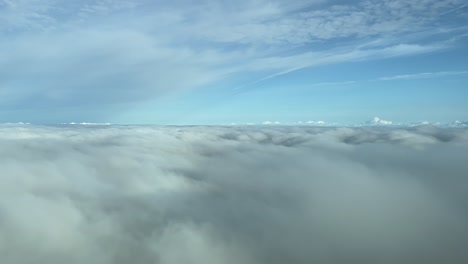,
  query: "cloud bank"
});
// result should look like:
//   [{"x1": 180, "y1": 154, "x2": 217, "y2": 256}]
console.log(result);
[{"x1": 0, "y1": 125, "x2": 467, "y2": 264}]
